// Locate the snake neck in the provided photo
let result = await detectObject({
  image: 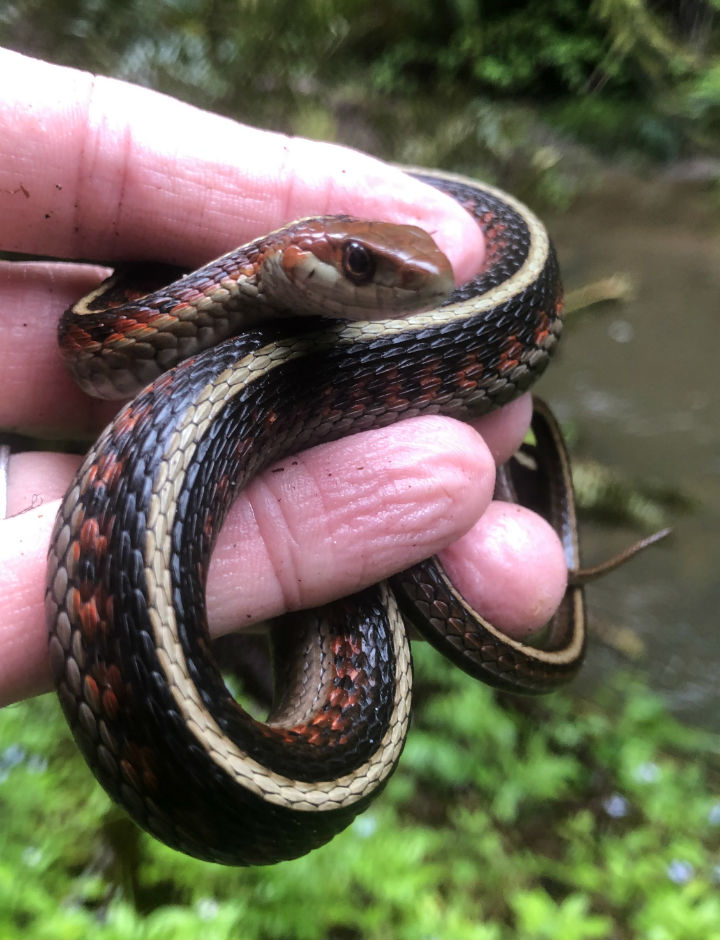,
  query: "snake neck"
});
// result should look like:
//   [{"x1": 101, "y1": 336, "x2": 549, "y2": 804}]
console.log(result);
[{"x1": 56, "y1": 220, "x2": 339, "y2": 399}]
